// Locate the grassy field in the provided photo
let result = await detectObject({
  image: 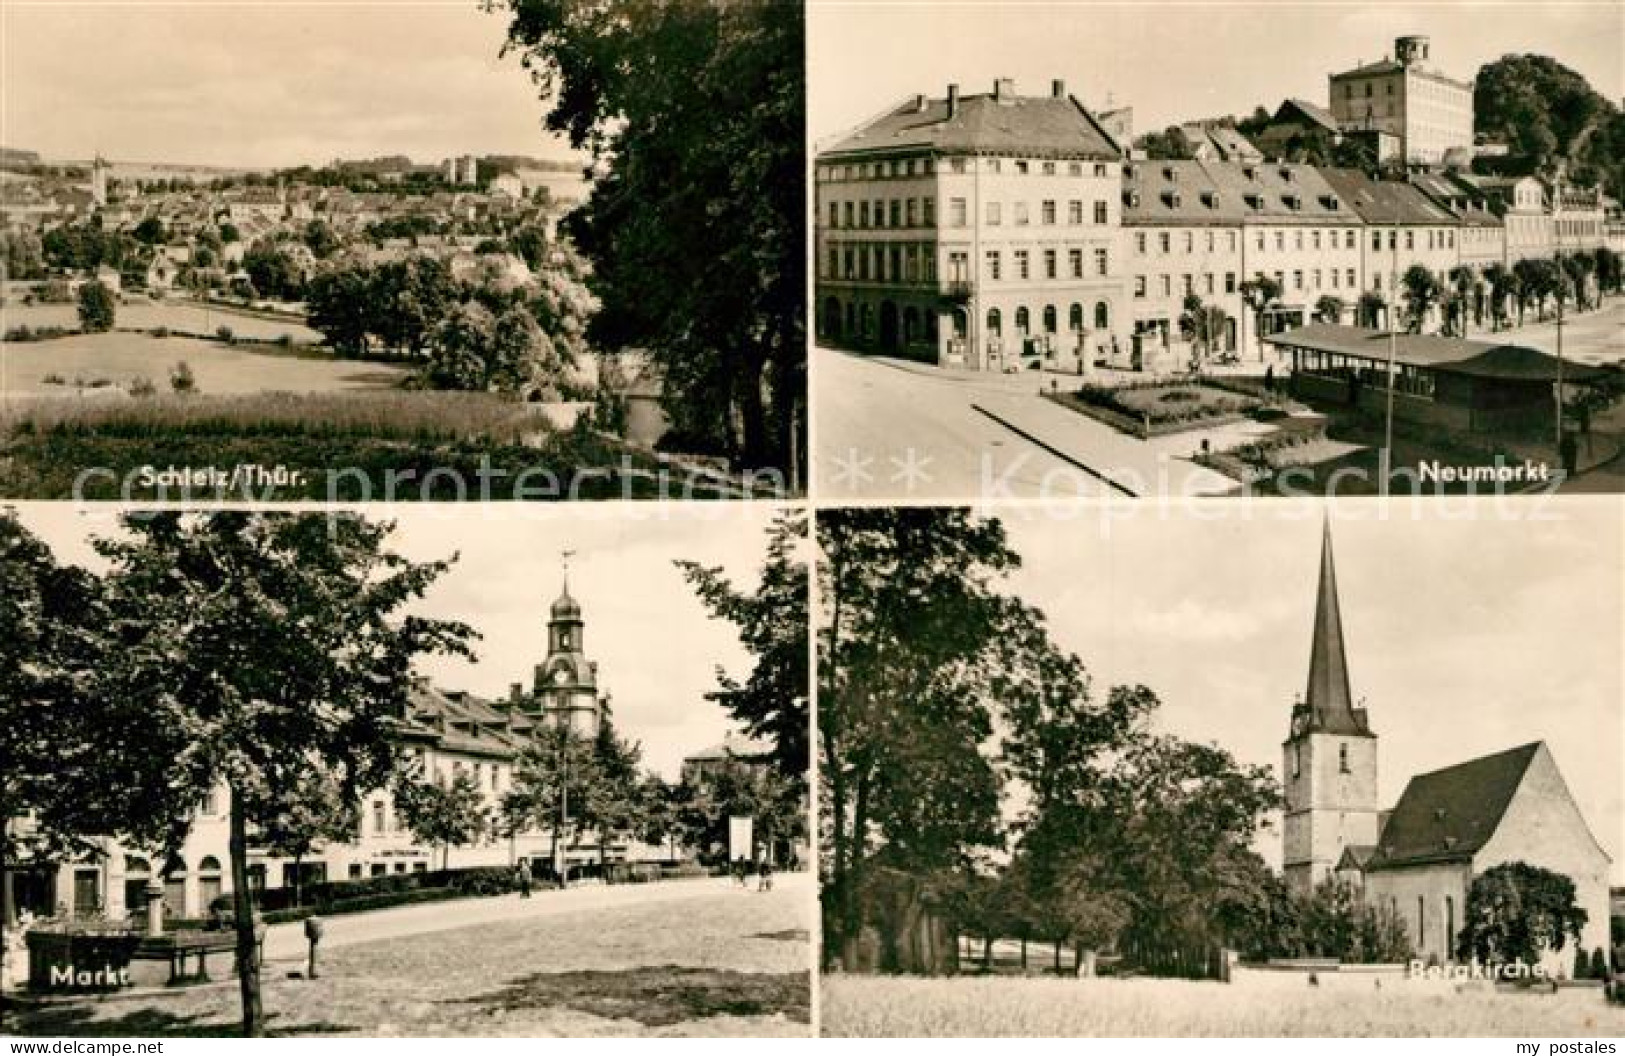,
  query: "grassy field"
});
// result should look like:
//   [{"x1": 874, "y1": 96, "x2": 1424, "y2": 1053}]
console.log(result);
[
  {"x1": 820, "y1": 975, "x2": 1623, "y2": 1037},
  {"x1": 10, "y1": 886, "x2": 810, "y2": 1037},
  {"x1": 1, "y1": 331, "x2": 401, "y2": 396},
  {"x1": 2, "y1": 301, "x2": 321, "y2": 344}
]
